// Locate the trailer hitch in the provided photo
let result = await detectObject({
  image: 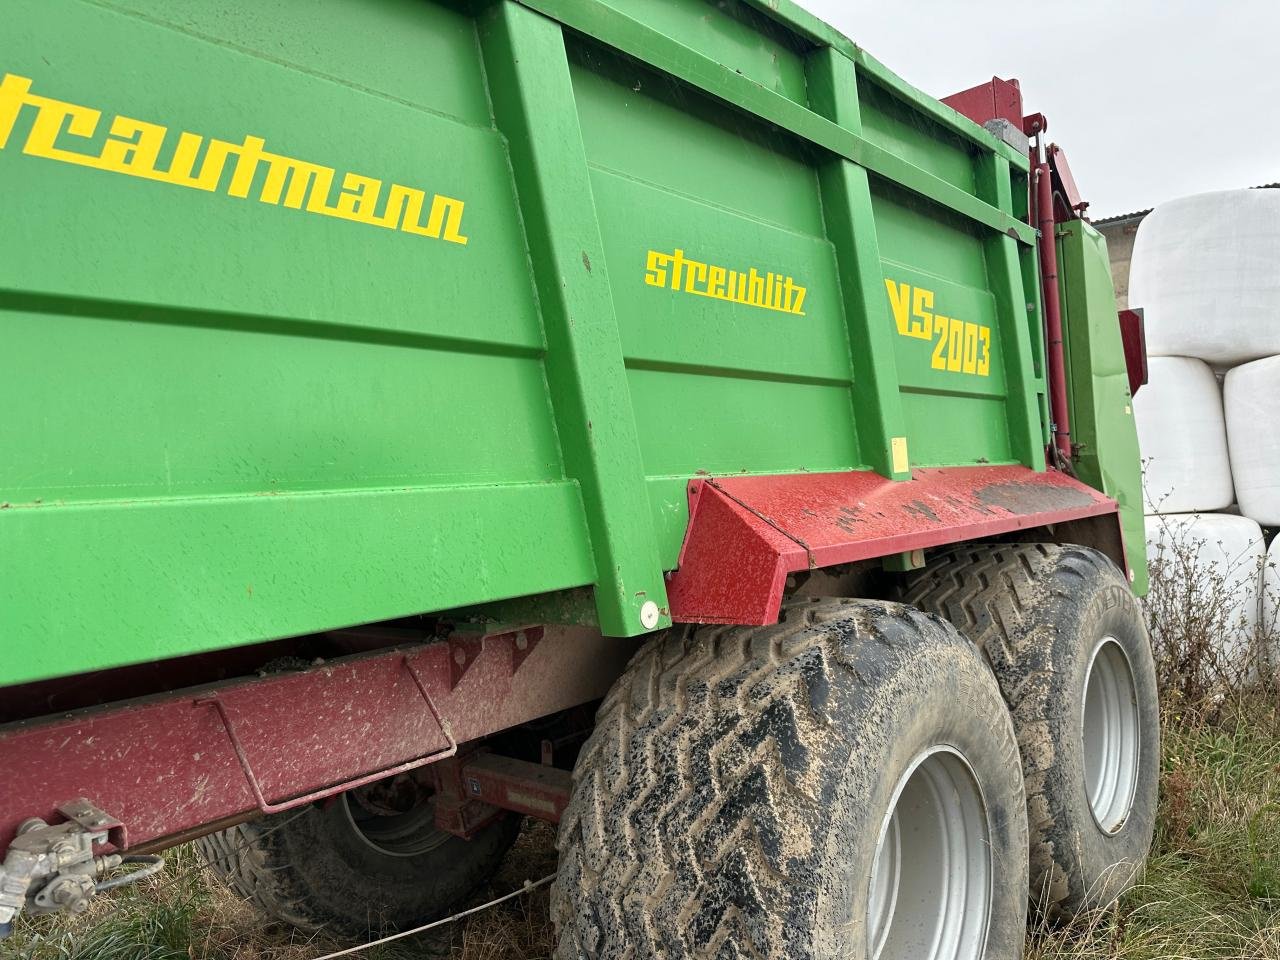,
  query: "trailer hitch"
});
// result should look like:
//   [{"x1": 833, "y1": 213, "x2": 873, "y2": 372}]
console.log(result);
[{"x1": 0, "y1": 799, "x2": 162, "y2": 938}]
